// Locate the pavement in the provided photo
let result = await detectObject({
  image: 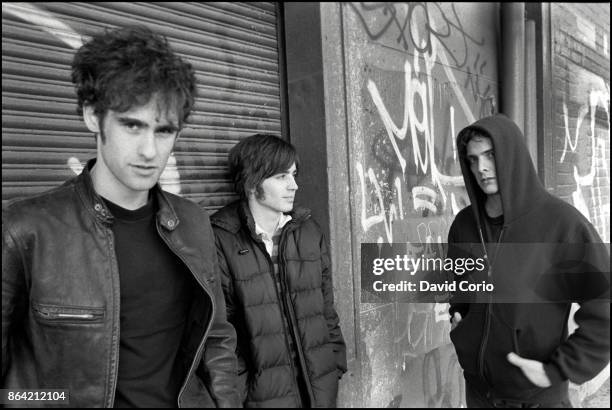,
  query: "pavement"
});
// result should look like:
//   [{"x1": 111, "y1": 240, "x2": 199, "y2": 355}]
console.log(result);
[{"x1": 581, "y1": 377, "x2": 610, "y2": 408}]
